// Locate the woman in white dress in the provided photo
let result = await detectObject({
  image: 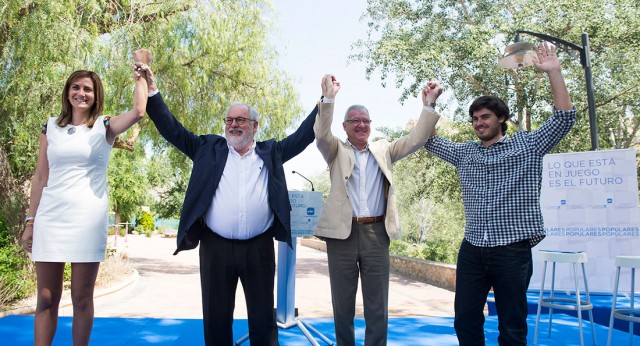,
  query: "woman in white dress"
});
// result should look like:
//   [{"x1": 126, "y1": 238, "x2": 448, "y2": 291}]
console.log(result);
[{"x1": 20, "y1": 63, "x2": 149, "y2": 346}]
